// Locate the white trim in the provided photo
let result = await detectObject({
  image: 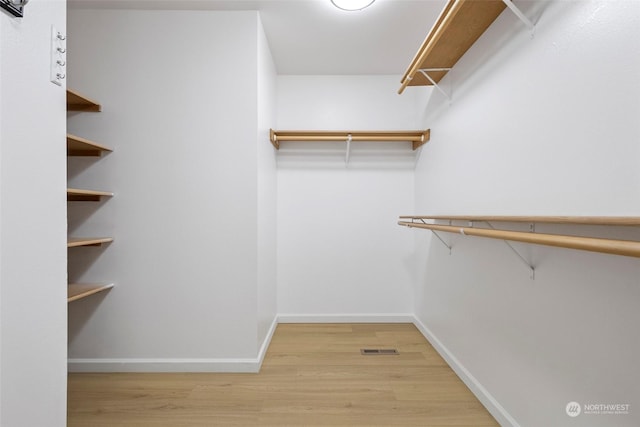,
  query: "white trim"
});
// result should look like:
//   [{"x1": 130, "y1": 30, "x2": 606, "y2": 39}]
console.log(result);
[
  {"x1": 67, "y1": 357, "x2": 261, "y2": 373},
  {"x1": 411, "y1": 316, "x2": 521, "y2": 427},
  {"x1": 256, "y1": 315, "x2": 278, "y2": 367},
  {"x1": 277, "y1": 313, "x2": 415, "y2": 323},
  {"x1": 69, "y1": 315, "x2": 279, "y2": 373}
]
